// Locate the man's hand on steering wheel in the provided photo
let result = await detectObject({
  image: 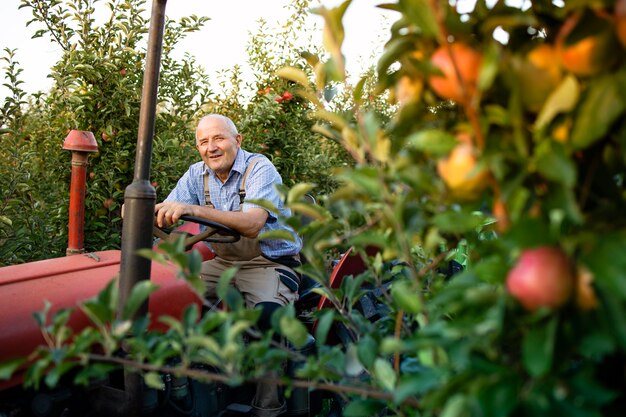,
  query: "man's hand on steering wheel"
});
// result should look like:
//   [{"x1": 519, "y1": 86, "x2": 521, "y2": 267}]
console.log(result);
[
  {"x1": 154, "y1": 201, "x2": 191, "y2": 228},
  {"x1": 153, "y1": 202, "x2": 240, "y2": 250}
]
